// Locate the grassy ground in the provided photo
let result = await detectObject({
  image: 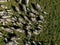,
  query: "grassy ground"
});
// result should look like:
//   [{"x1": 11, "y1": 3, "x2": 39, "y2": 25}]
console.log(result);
[
  {"x1": 36, "y1": 0, "x2": 60, "y2": 45},
  {"x1": 0, "y1": 0, "x2": 60, "y2": 45}
]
